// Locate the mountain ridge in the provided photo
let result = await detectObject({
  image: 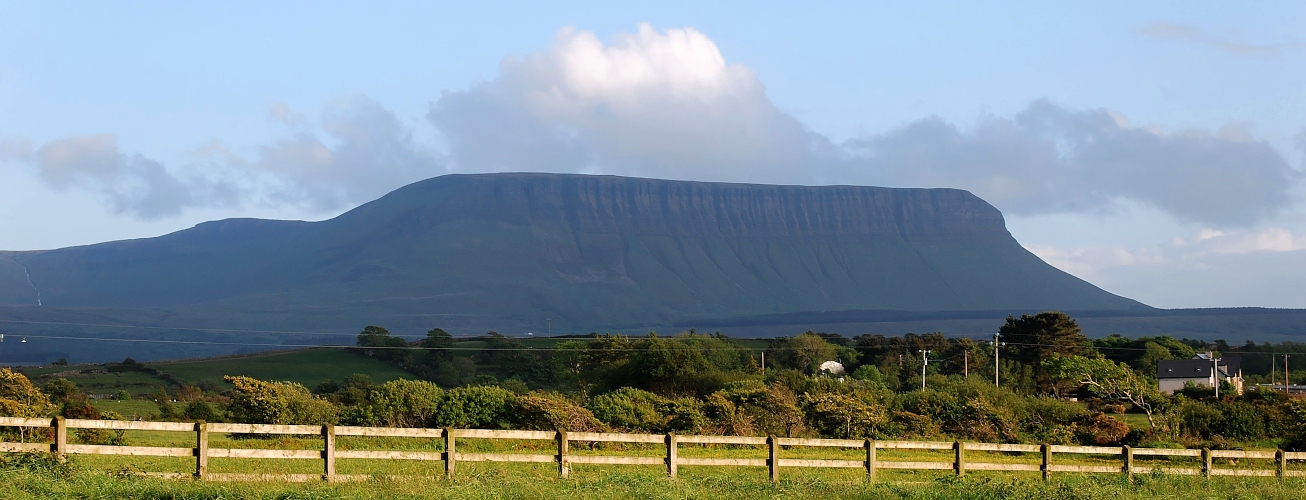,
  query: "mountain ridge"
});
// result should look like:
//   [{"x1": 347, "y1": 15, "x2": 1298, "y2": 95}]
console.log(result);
[{"x1": 0, "y1": 173, "x2": 1146, "y2": 340}]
